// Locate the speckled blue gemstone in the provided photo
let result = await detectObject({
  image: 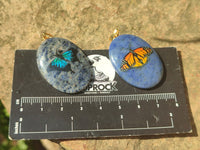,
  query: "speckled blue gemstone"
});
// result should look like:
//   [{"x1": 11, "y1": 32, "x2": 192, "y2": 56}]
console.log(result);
[
  {"x1": 109, "y1": 34, "x2": 163, "y2": 89},
  {"x1": 36, "y1": 37, "x2": 93, "y2": 93}
]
